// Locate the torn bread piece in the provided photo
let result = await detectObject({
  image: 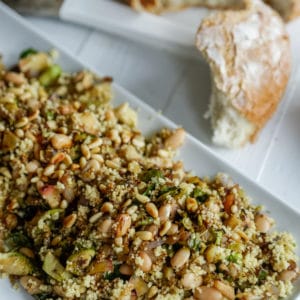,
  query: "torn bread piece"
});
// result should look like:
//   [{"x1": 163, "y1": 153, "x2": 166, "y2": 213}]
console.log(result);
[
  {"x1": 266, "y1": 0, "x2": 300, "y2": 21},
  {"x1": 127, "y1": 0, "x2": 300, "y2": 22},
  {"x1": 127, "y1": 0, "x2": 244, "y2": 14},
  {"x1": 196, "y1": 0, "x2": 291, "y2": 148}
]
